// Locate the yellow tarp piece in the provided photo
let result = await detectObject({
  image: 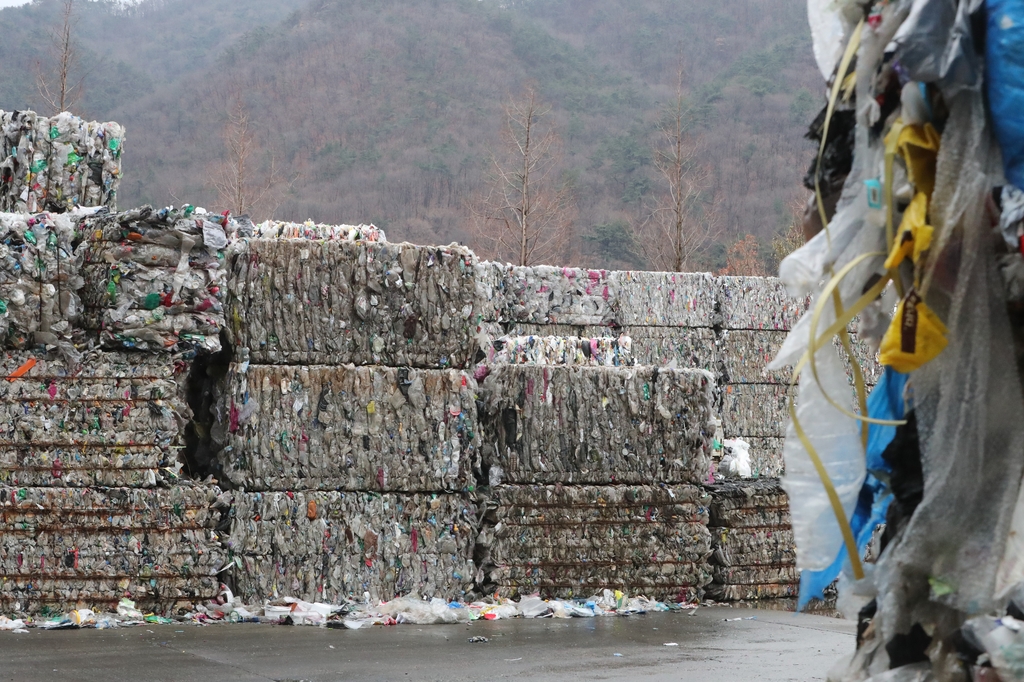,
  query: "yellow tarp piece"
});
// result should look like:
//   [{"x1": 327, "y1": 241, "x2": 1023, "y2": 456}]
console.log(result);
[
  {"x1": 880, "y1": 291, "x2": 948, "y2": 373},
  {"x1": 897, "y1": 123, "x2": 941, "y2": 200},
  {"x1": 884, "y1": 192, "x2": 934, "y2": 270}
]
